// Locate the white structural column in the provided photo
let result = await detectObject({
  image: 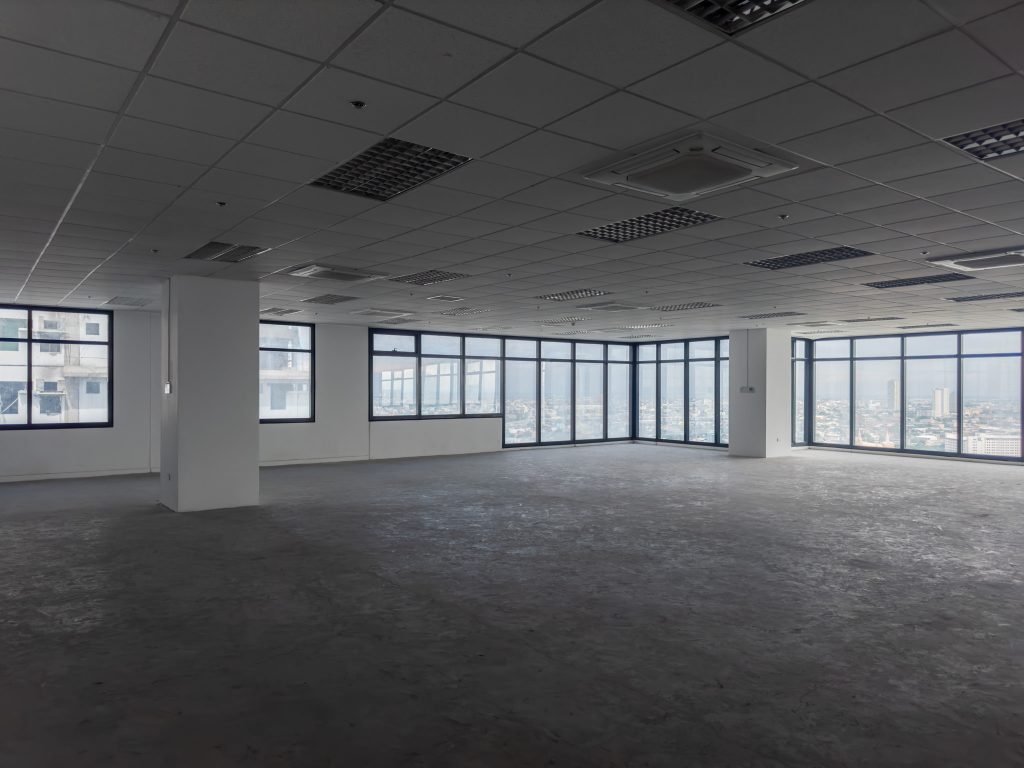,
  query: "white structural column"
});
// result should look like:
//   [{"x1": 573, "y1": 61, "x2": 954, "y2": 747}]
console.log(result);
[
  {"x1": 159, "y1": 276, "x2": 259, "y2": 511},
  {"x1": 728, "y1": 328, "x2": 792, "y2": 458}
]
